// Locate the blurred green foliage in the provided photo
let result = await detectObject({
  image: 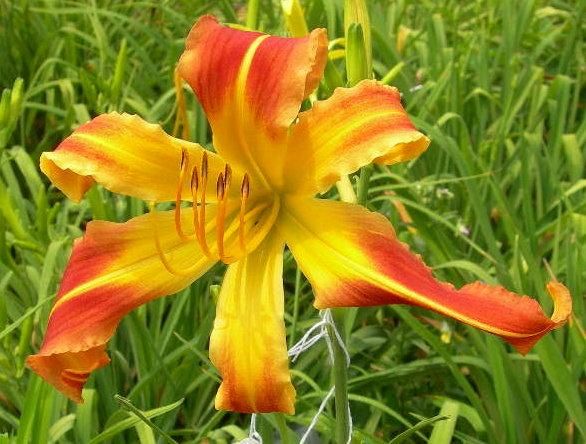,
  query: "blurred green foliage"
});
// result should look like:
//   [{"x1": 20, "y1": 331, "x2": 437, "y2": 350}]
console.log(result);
[{"x1": 0, "y1": 0, "x2": 584, "y2": 442}]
